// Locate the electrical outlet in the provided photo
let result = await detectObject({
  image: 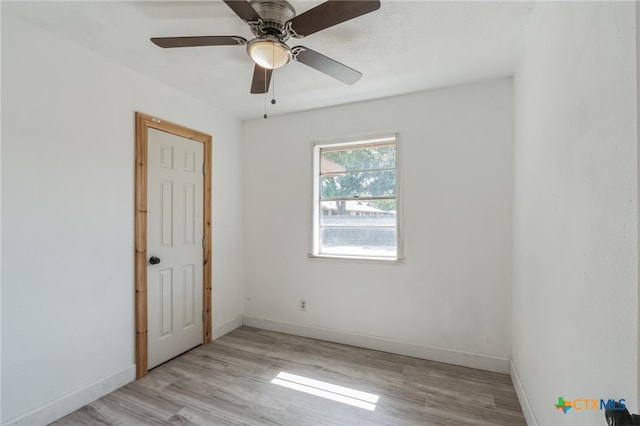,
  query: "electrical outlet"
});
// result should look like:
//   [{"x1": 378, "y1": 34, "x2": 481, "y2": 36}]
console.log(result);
[{"x1": 300, "y1": 299, "x2": 307, "y2": 311}]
